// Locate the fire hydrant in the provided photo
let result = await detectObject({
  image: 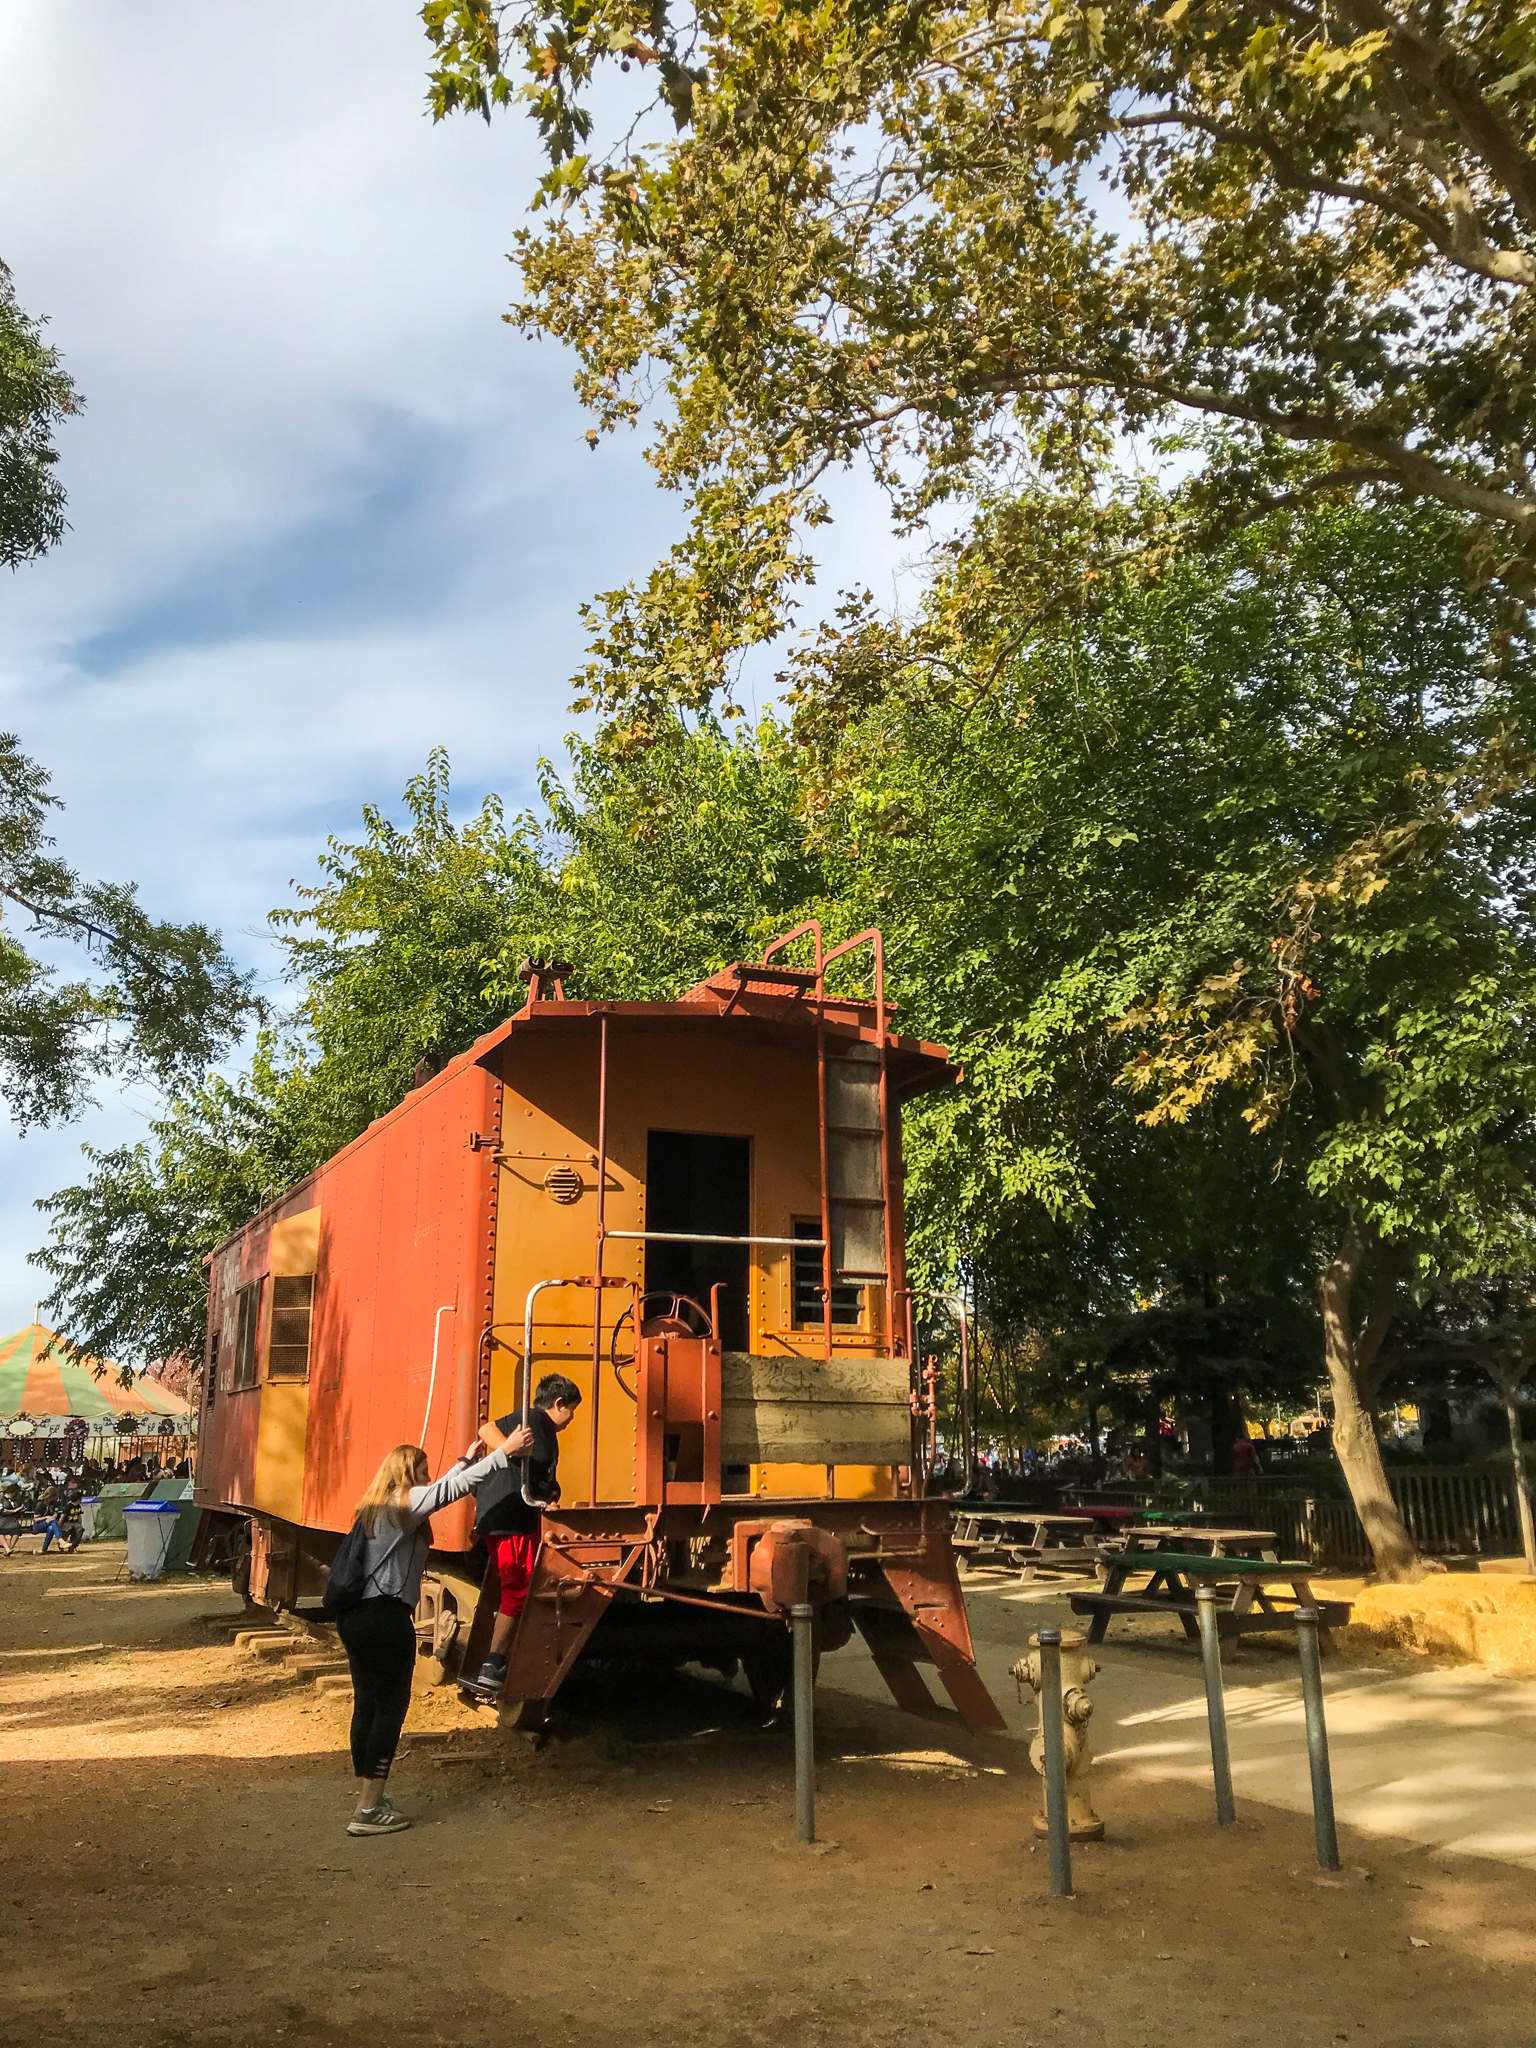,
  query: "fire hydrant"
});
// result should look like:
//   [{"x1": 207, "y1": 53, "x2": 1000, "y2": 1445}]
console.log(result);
[{"x1": 1011, "y1": 1628, "x2": 1105, "y2": 1840}]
